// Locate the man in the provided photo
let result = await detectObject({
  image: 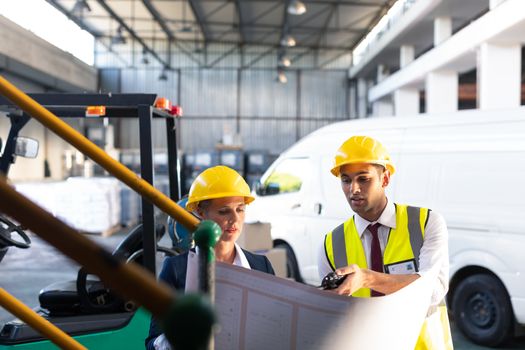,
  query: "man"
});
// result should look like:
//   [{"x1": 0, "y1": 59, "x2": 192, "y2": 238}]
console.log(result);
[{"x1": 318, "y1": 135, "x2": 453, "y2": 350}]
